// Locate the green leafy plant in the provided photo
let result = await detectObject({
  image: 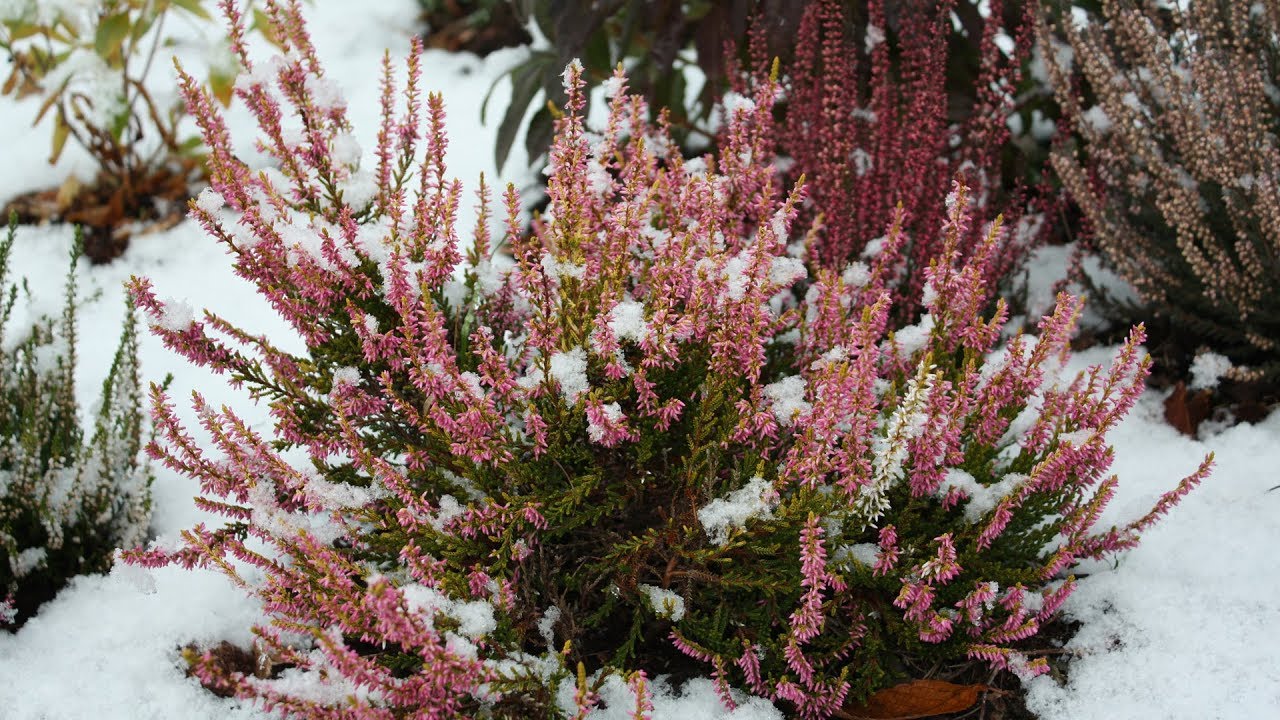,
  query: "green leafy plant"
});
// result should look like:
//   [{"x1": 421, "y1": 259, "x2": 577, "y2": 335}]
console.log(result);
[
  {"x1": 418, "y1": 0, "x2": 531, "y2": 55},
  {"x1": 0, "y1": 0, "x2": 231, "y2": 260},
  {"x1": 483, "y1": 0, "x2": 807, "y2": 172},
  {"x1": 0, "y1": 216, "x2": 152, "y2": 628}
]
